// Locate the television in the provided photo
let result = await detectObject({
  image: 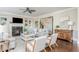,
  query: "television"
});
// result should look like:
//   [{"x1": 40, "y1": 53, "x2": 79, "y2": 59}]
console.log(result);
[{"x1": 12, "y1": 17, "x2": 23, "y2": 23}]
